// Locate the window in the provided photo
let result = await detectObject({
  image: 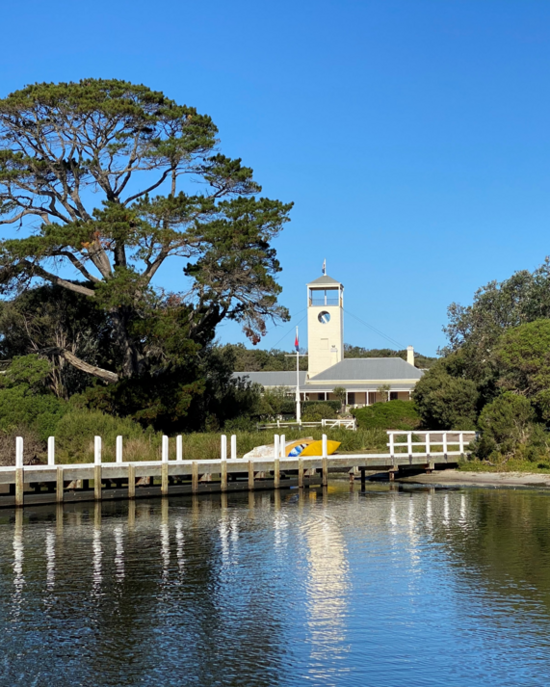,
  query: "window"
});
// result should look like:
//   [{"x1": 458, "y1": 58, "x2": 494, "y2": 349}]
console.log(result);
[
  {"x1": 390, "y1": 392, "x2": 398, "y2": 401},
  {"x1": 348, "y1": 392, "x2": 356, "y2": 405},
  {"x1": 318, "y1": 311, "x2": 331, "y2": 324}
]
